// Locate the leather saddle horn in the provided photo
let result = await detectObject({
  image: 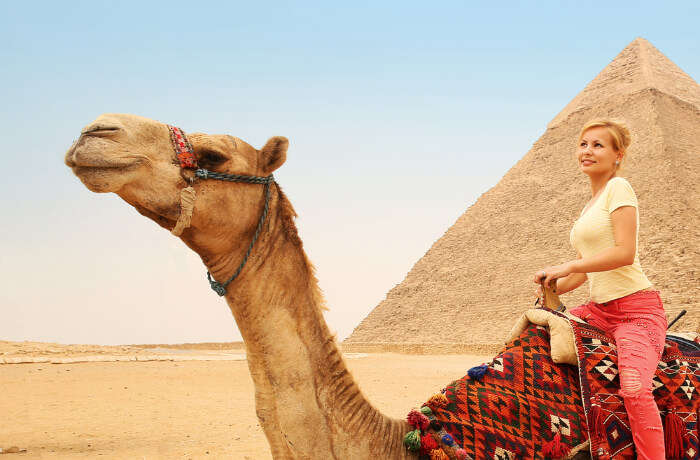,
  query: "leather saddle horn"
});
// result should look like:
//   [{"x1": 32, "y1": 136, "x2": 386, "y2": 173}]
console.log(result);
[{"x1": 537, "y1": 279, "x2": 566, "y2": 312}]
